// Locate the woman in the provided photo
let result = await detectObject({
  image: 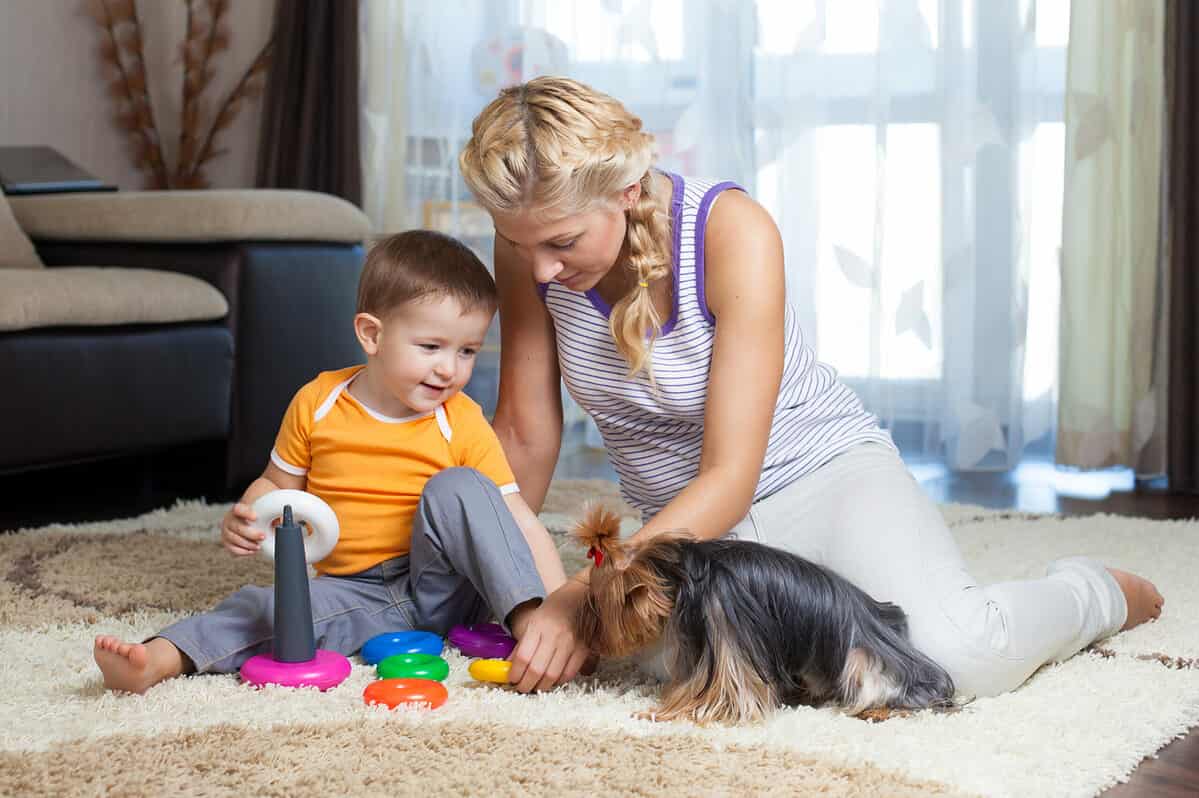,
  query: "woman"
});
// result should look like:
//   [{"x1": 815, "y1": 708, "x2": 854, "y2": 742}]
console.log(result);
[{"x1": 458, "y1": 76, "x2": 1163, "y2": 697}]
